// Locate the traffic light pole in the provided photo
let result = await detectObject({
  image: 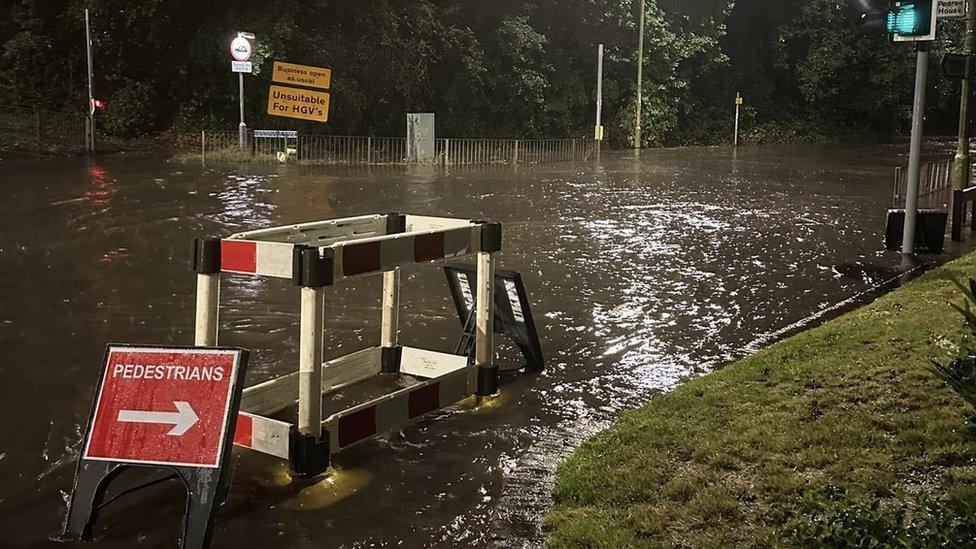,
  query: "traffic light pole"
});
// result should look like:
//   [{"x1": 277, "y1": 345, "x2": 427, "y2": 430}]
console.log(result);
[
  {"x1": 952, "y1": 0, "x2": 976, "y2": 190},
  {"x1": 85, "y1": 9, "x2": 95, "y2": 153},
  {"x1": 903, "y1": 42, "x2": 931, "y2": 256}
]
